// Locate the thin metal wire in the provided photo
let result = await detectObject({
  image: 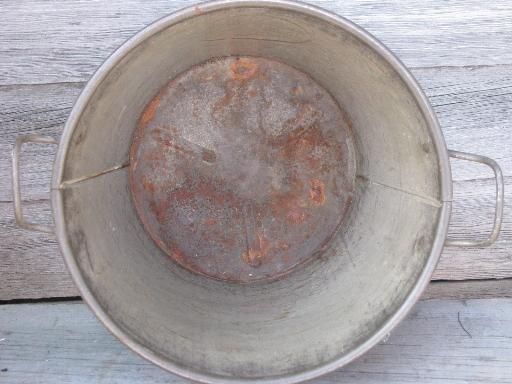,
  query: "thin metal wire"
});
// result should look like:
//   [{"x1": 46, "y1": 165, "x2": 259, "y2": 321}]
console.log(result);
[
  {"x1": 12, "y1": 134, "x2": 58, "y2": 233},
  {"x1": 445, "y1": 150, "x2": 504, "y2": 247}
]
